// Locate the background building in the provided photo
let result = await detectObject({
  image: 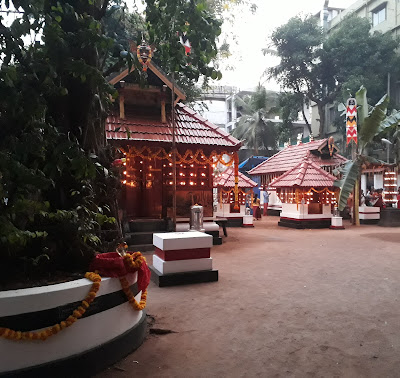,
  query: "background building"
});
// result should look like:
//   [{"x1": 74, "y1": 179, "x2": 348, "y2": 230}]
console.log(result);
[{"x1": 311, "y1": 0, "x2": 400, "y2": 154}]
